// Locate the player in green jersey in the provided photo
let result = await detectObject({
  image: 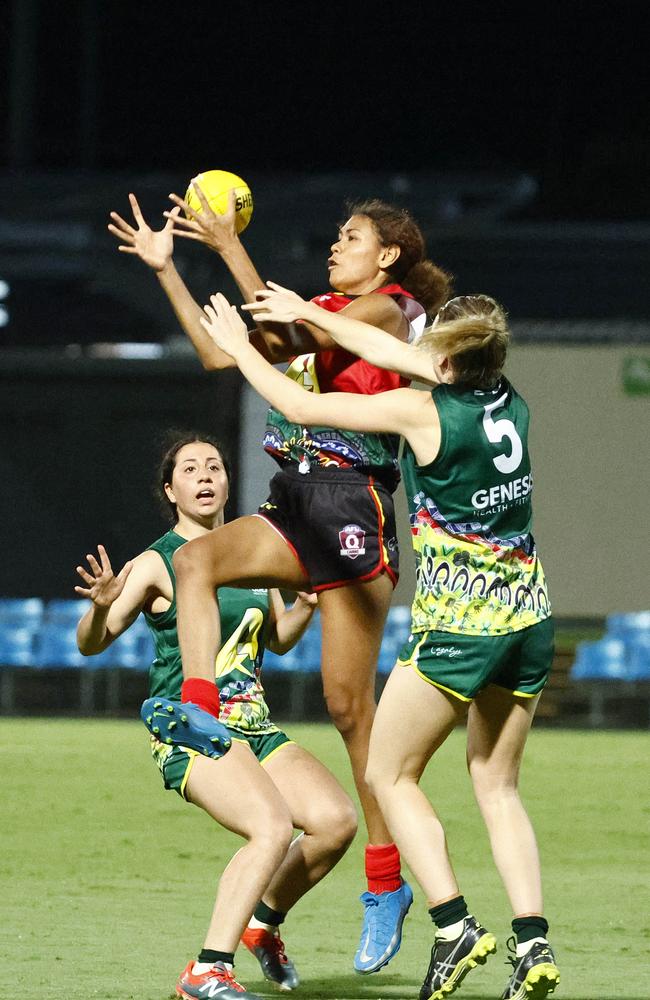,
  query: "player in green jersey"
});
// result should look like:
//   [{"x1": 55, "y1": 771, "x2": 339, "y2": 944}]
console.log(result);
[
  {"x1": 201, "y1": 288, "x2": 561, "y2": 1000},
  {"x1": 75, "y1": 433, "x2": 357, "y2": 1000}
]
